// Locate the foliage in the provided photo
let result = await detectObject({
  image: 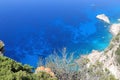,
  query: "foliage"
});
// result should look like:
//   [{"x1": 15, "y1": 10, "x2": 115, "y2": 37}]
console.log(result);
[
  {"x1": 112, "y1": 33, "x2": 120, "y2": 43},
  {"x1": 38, "y1": 48, "x2": 118, "y2": 80},
  {"x1": 108, "y1": 44, "x2": 114, "y2": 50},
  {"x1": 38, "y1": 48, "x2": 80, "y2": 80},
  {"x1": 0, "y1": 56, "x2": 33, "y2": 80},
  {"x1": 77, "y1": 58, "x2": 117, "y2": 80},
  {"x1": 34, "y1": 72, "x2": 58, "y2": 80},
  {"x1": 1, "y1": 45, "x2": 119, "y2": 80},
  {"x1": 0, "y1": 56, "x2": 58, "y2": 80}
]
